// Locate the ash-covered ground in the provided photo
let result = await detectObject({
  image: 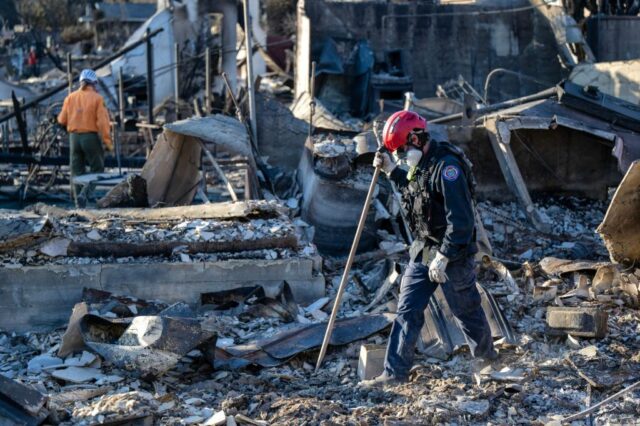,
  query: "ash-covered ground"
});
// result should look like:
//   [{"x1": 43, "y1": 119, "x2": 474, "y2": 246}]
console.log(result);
[{"x1": 1, "y1": 197, "x2": 639, "y2": 425}]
